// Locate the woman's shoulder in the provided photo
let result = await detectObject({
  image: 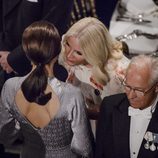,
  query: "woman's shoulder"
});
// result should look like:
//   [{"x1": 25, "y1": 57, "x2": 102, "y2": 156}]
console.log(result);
[
  {"x1": 106, "y1": 54, "x2": 129, "y2": 72},
  {"x1": 3, "y1": 76, "x2": 25, "y2": 91},
  {"x1": 50, "y1": 79, "x2": 84, "y2": 112},
  {"x1": 119, "y1": 54, "x2": 130, "y2": 65},
  {"x1": 1, "y1": 76, "x2": 26, "y2": 109},
  {"x1": 110, "y1": 54, "x2": 130, "y2": 71},
  {"x1": 61, "y1": 81, "x2": 82, "y2": 96},
  {"x1": 101, "y1": 93, "x2": 127, "y2": 110},
  {"x1": 49, "y1": 77, "x2": 82, "y2": 97}
]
